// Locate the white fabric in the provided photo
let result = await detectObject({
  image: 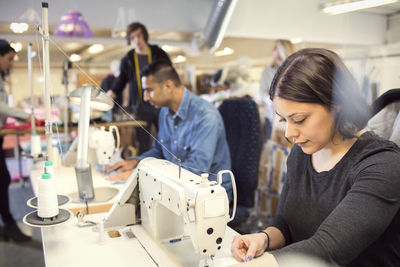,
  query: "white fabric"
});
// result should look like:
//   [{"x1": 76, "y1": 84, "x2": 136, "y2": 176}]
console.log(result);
[{"x1": 367, "y1": 101, "x2": 400, "y2": 146}]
